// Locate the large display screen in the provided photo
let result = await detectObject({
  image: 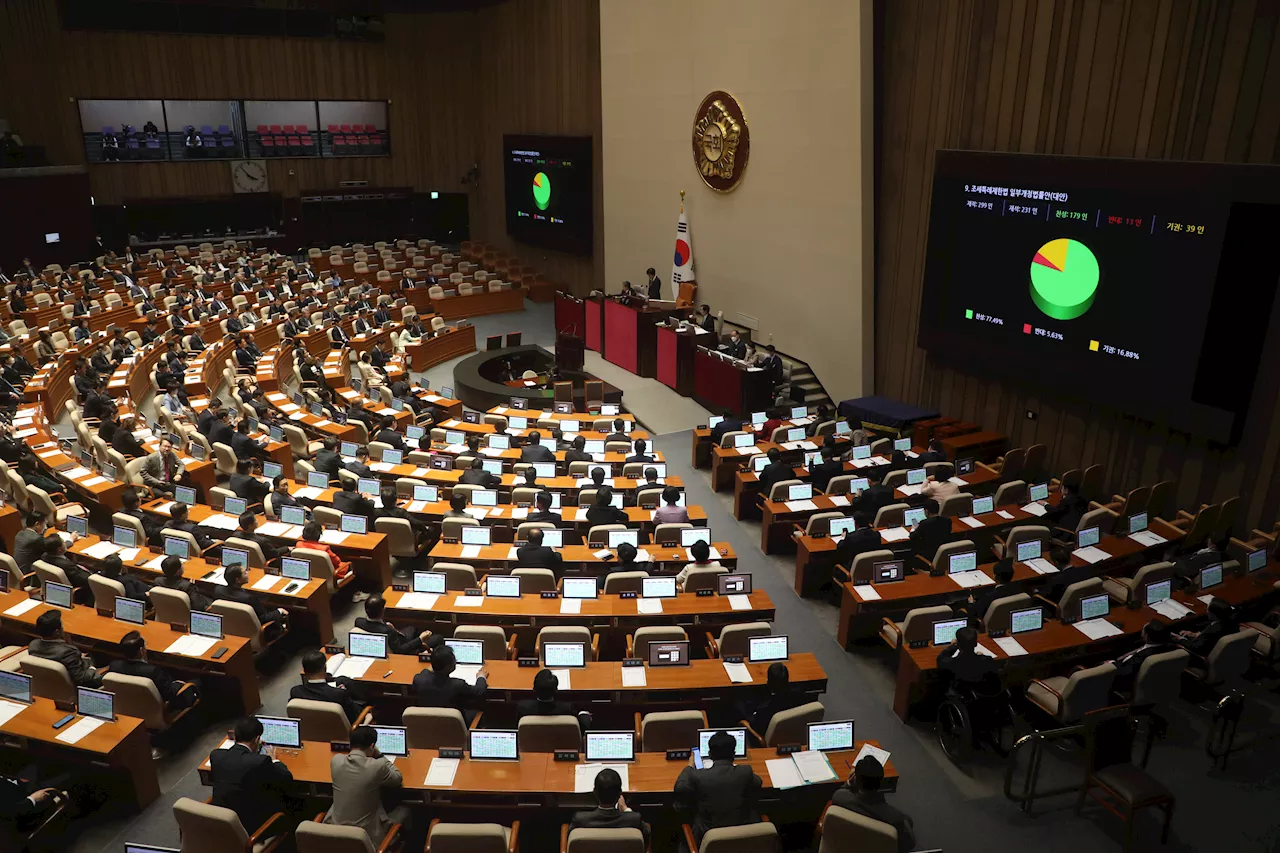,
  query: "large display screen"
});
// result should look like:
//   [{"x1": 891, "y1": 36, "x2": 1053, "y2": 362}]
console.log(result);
[
  {"x1": 918, "y1": 151, "x2": 1280, "y2": 443},
  {"x1": 503, "y1": 134, "x2": 593, "y2": 255}
]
